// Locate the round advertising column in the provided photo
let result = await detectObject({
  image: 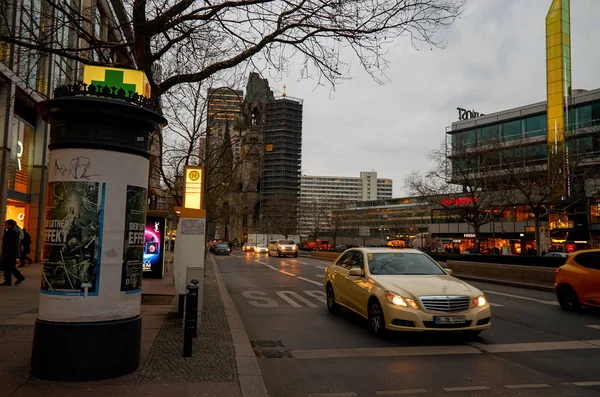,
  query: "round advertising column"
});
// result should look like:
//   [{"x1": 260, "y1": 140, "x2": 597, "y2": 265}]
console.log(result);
[{"x1": 30, "y1": 95, "x2": 166, "y2": 381}]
